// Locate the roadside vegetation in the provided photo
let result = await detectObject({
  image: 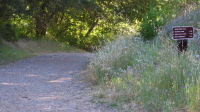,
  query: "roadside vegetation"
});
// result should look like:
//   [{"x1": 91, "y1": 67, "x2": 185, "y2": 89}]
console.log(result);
[
  {"x1": 88, "y1": 4, "x2": 200, "y2": 112},
  {"x1": 0, "y1": 39, "x2": 85, "y2": 65},
  {"x1": 88, "y1": 33, "x2": 200, "y2": 112}
]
